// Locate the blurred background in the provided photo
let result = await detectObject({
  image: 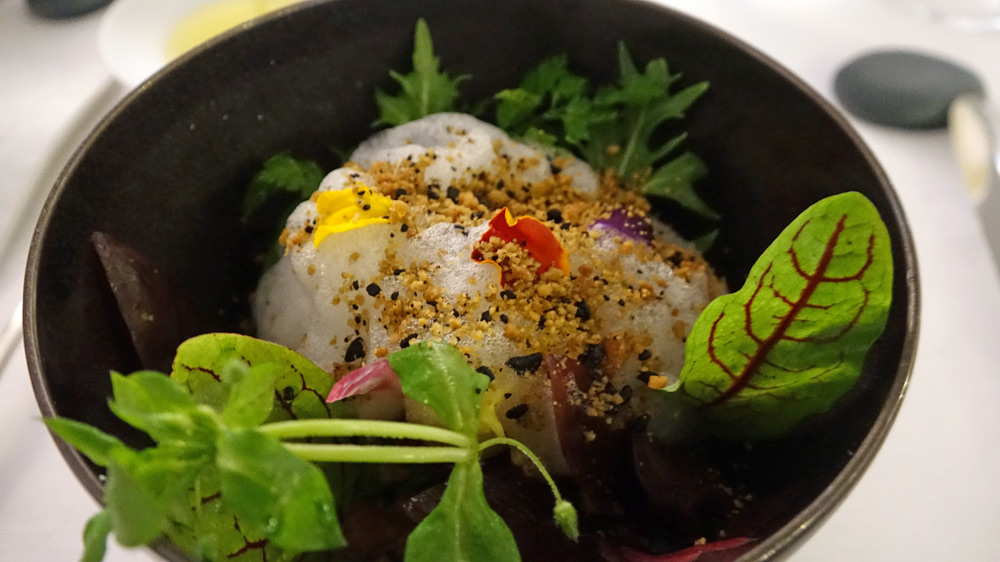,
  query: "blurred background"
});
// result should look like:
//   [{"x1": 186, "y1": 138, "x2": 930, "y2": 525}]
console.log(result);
[{"x1": 1, "y1": 0, "x2": 998, "y2": 560}]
